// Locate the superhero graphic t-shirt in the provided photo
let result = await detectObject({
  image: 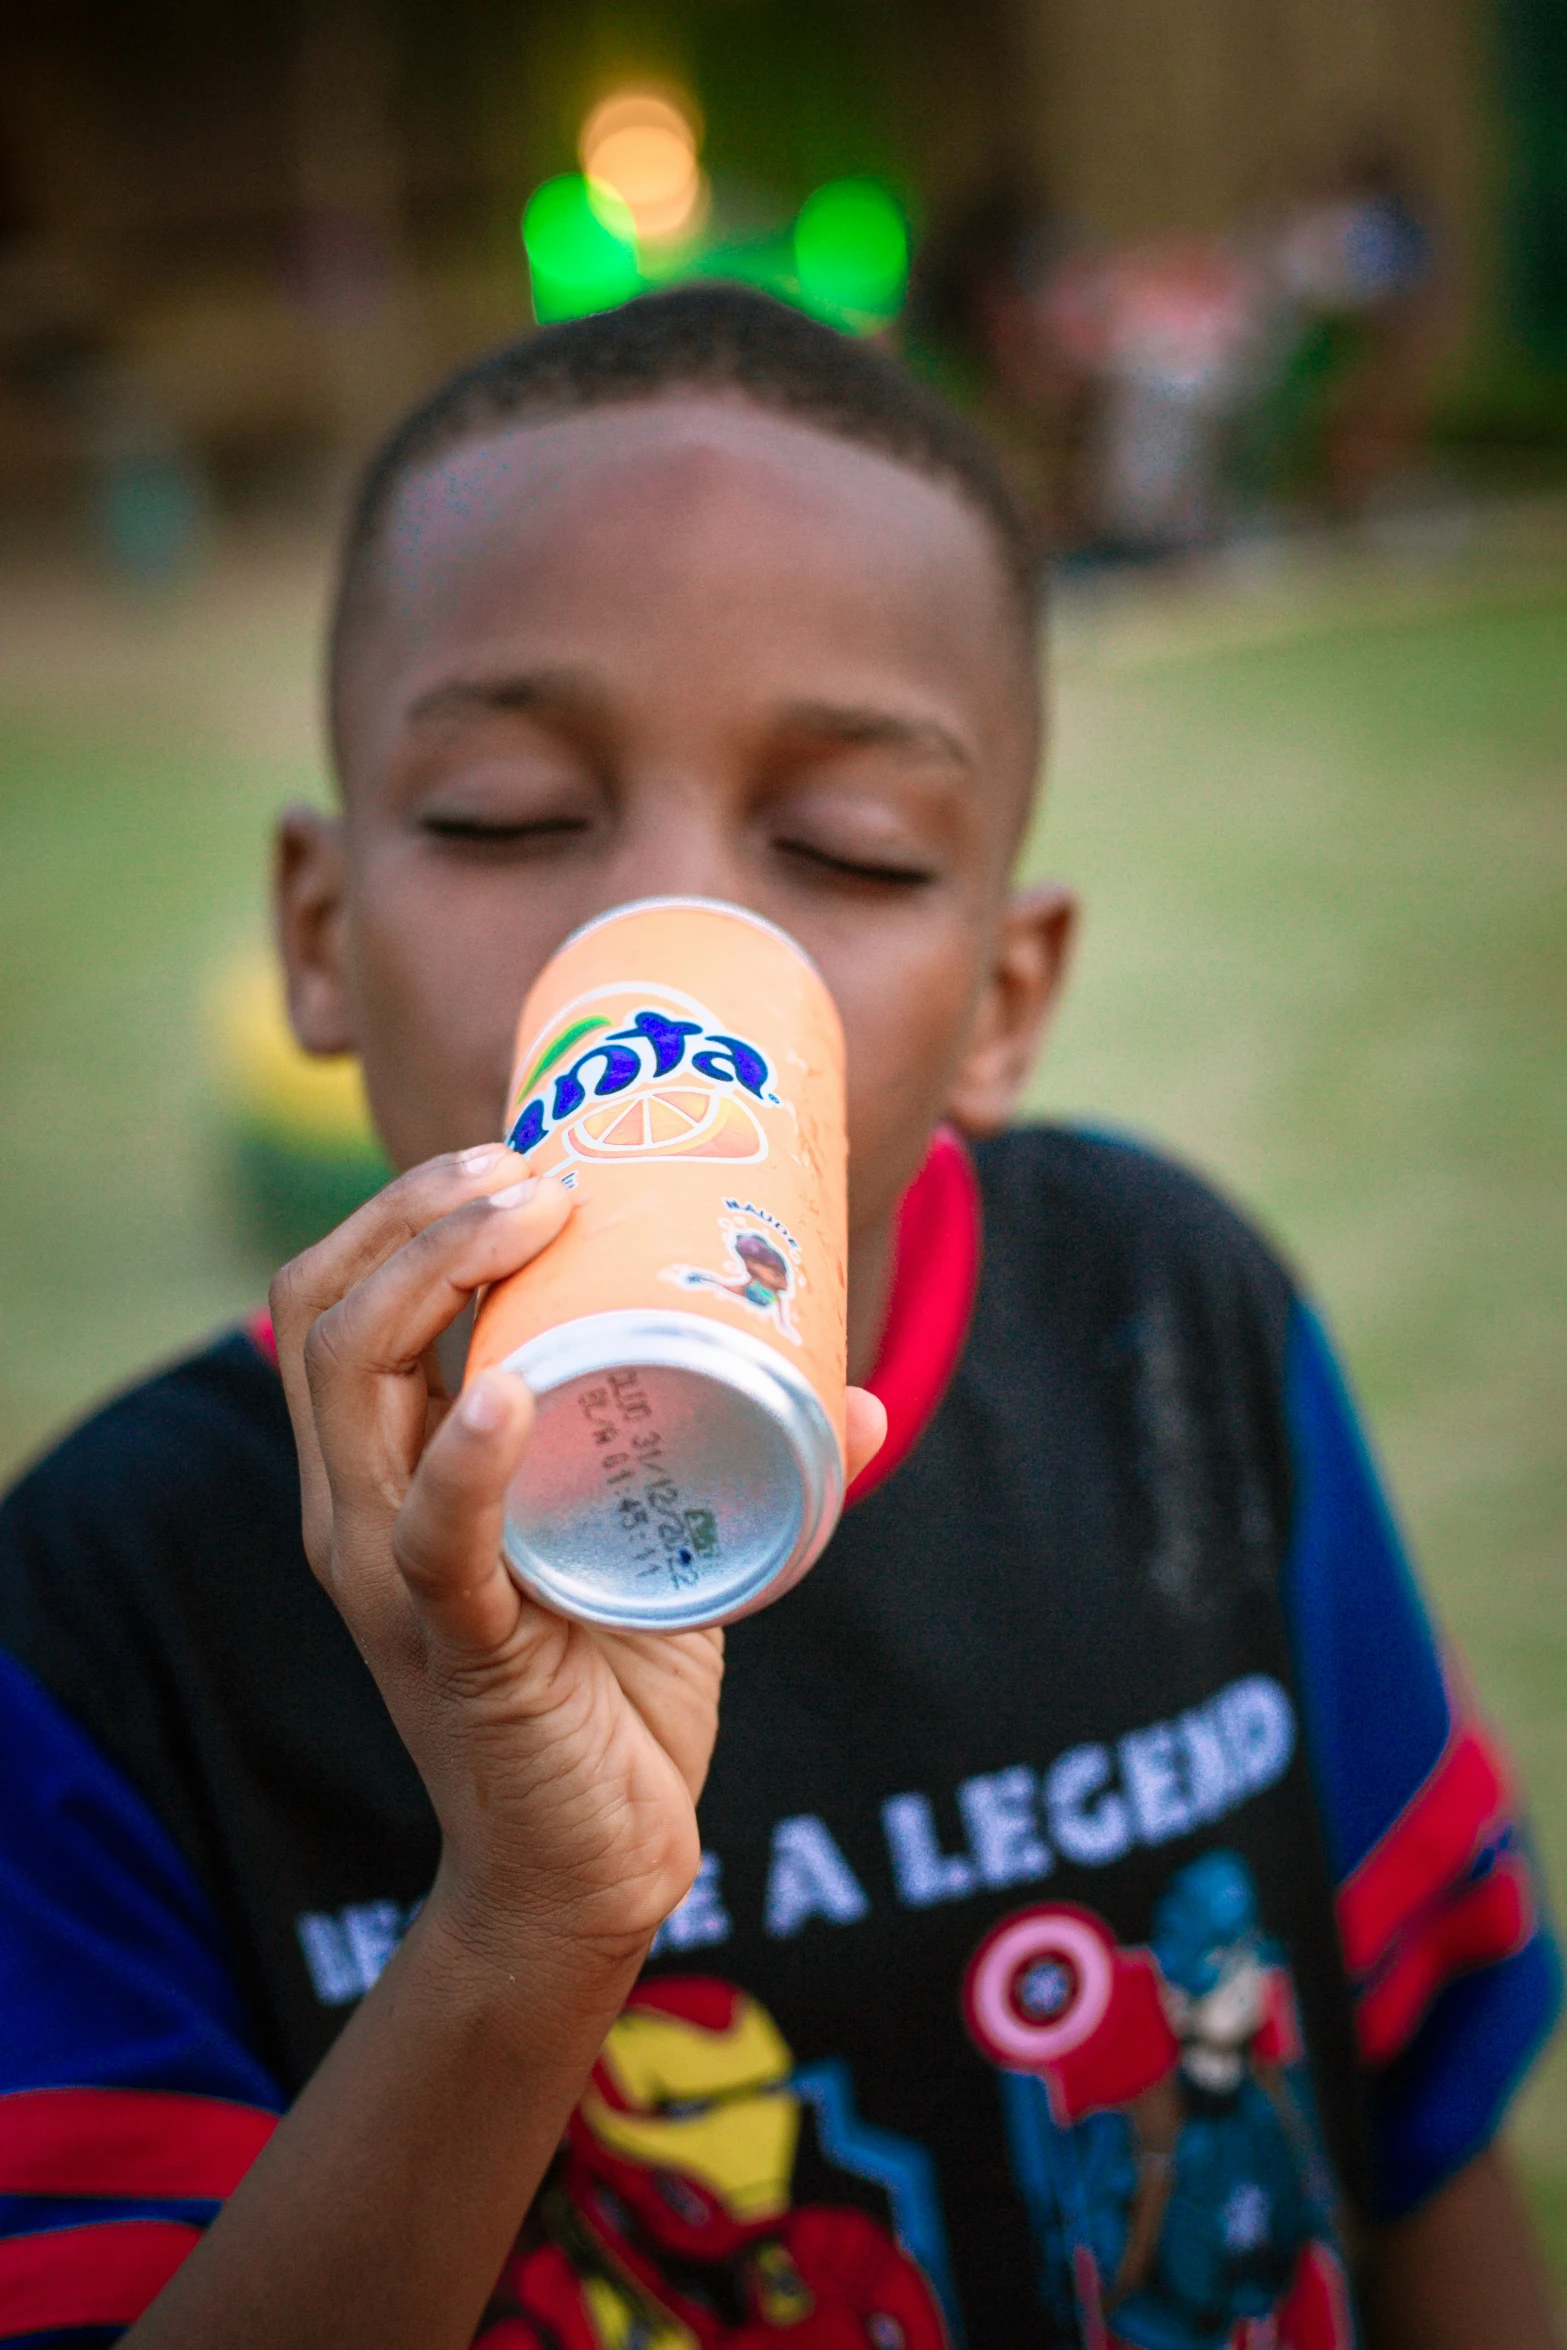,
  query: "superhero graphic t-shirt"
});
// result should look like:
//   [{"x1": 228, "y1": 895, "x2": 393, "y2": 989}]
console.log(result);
[{"x1": 0, "y1": 1128, "x2": 1556, "y2": 2347}]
